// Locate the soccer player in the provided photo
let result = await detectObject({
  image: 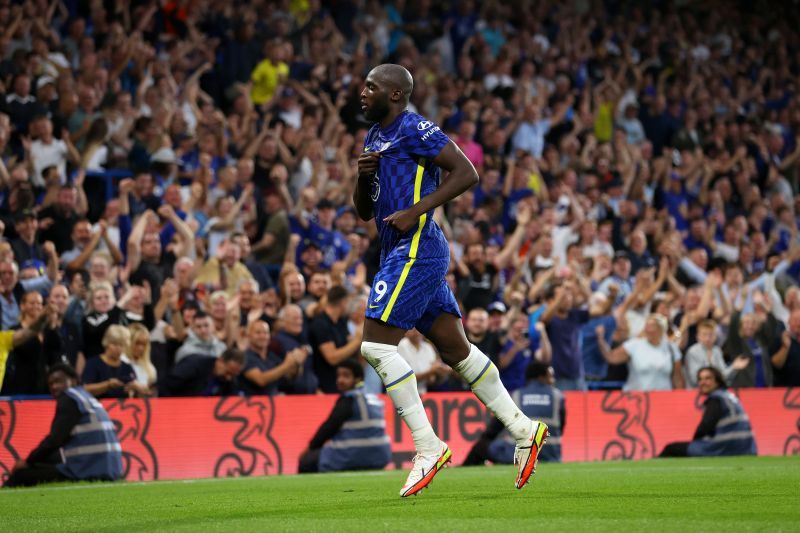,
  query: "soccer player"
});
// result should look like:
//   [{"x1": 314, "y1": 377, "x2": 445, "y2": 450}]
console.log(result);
[{"x1": 354, "y1": 64, "x2": 548, "y2": 497}]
